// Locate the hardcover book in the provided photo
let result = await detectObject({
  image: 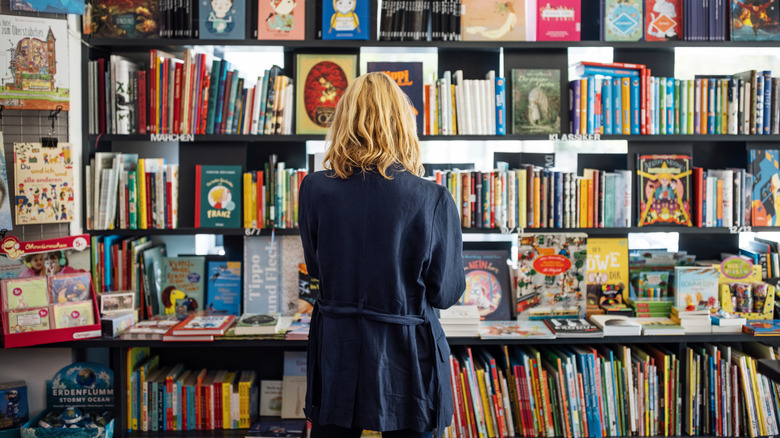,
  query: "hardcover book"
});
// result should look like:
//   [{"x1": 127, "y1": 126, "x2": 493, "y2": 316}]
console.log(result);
[
  {"x1": 11, "y1": 0, "x2": 83, "y2": 14},
  {"x1": 89, "y1": 0, "x2": 159, "y2": 38},
  {"x1": 0, "y1": 134, "x2": 12, "y2": 232},
  {"x1": 511, "y1": 69, "x2": 561, "y2": 134},
  {"x1": 673, "y1": 266, "x2": 720, "y2": 311},
  {"x1": 159, "y1": 256, "x2": 206, "y2": 315},
  {"x1": 195, "y1": 165, "x2": 242, "y2": 228},
  {"x1": 295, "y1": 54, "x2": 357, "y2": 134},
  {"x1": 0, "y1": 381, "x2": 28, "y2": 430},
  {"x1": 258, "y1": 0, "x2": 305, "y2": 40},
  {"x1": 14, "y1": 142, "x2": 75, "y2": 225},
  {"x1": 536, "y1": 0, "x2": 581, "y2": 41},
  {"x1": 603, "y1": 0, "x2": 643, "y2": 41},
  {"x1": 730, "y1": 0, "x2": 780, "y2": 41},
  {"x1": 748, "y1": 149, "x2": 780, "y2": 226},
  {"x1": 542, "y1": 318, "x2": 603, "y2": 337},
  {"x1": 244, "y1": 236, "x2": 283, "y2": 314},
  {"x1": 168, "y1": 313, "x2": 236, "y2": 335},
  {"x1": 636, "y1": 154, "x2": 692, "y2": 226},
  {"x1": 515, "y1": 233, "x2": 588, "y2": 319},
  {"x1": 366, "y1": 62, "x2": 424, "y2": 135},
  {"x1": 321, "y1": 0, "x2": 369, "y2": 40},
  {"x1": 645, "y1": 0, "x2": 681, "y2": 41},
  {"x1": 234, "y1": 313, "x2": 279, "y2": 335},
  {"x1": 459, "y1": 250, "x2": 512, "y2": 321},
  {"x1": 586, "y1": 238, "x2": 629, "y2": 311},
  {"x1": 297, "y1": 263, "x2": 318, "y2": 315},
  {"x1": 461, "y1": 0, "x2": 527, "y2": 41},
  {"x1": 478, "y1": 320, "x2": 555, "y2": 339},
  {"x1": 199, "y1": 0, "x2": 245, "y2": 39},
  {"x1": 207, "y1": 260, "x2": 241, "y2": 315}
]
